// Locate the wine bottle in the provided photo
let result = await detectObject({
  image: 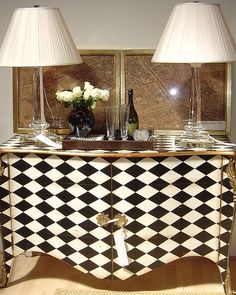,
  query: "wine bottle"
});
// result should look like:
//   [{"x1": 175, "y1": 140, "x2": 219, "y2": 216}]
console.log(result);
[{"x1": 127, "y1": 88, "x2": 139, "y2": 139}]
